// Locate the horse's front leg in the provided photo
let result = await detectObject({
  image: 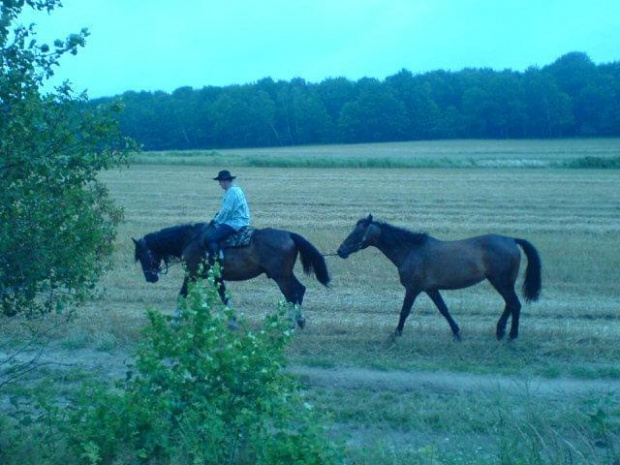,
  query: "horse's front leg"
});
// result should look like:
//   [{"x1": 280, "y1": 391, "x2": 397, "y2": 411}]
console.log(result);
[
  {"x1": 179, "y1": 275, "x2": 190, "y2": 299},
  {"x1": 173, "y1": 275, "x2": 191, "y2": 321},
  {"x1": 395, "y1": 288, "x2": 419, "y2": 337},
  {"x1": 216, "y1": 278, "x2": 229, "y2": 306}
]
